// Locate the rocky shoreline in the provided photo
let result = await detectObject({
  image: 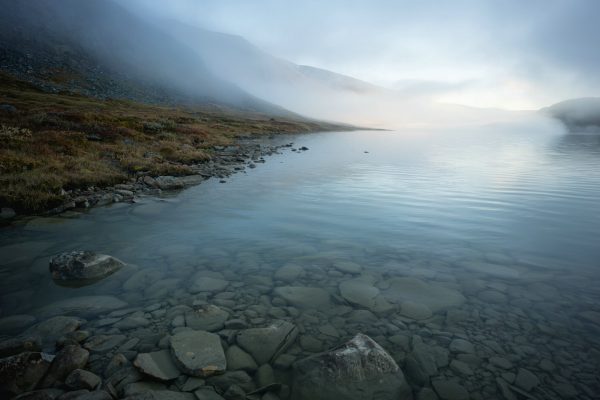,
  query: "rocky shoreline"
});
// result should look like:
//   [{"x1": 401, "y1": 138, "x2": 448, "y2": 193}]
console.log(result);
[
  {"x1": 1, "y1": 245, "x2": 599, "y2": 400},
  {"x1": 1, "y1": 137, "x2": 308, "y2": 223}
]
